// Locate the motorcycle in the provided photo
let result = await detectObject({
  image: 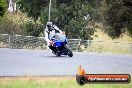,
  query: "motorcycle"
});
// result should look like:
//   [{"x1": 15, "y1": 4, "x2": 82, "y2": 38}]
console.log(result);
[{"x1": 49, "y1": 33, "x2": 73, "y2": 57}]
